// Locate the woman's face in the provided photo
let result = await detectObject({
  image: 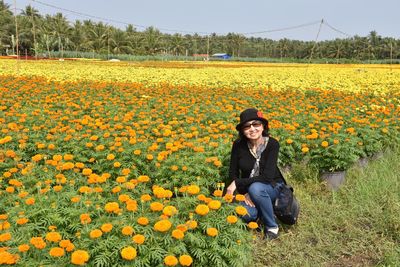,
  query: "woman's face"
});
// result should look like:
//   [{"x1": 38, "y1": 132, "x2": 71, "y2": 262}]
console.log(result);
[{"x1": 242, "y1": 120, "x2": 264, "y2": 141}]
